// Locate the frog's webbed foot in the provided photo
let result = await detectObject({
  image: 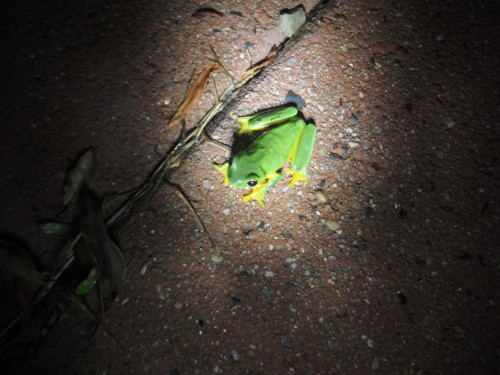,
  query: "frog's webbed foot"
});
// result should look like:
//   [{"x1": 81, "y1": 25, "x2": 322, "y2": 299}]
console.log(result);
[
  {"x1": 213, "y1": 162, "x2": 229, "y2": 185},
  {"x1": 242, "y1": 172, "x2": 283, "y2": 207},
  {"x1": 242, "y1": 180, "x2": 268, "y2": 207},
  {"x1": 236, "y1": 116, "x2": 251, "y2": 135},
  {"x1": 286, "y1": 169, "x2": 308, "y2": 187}
]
